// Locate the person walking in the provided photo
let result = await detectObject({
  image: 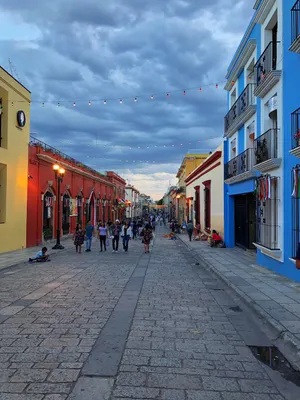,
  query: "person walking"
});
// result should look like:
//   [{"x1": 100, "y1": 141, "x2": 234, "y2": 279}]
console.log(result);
[
  {"x1": 141, "y1": 224, "x2": 153, "y2": 253},
  {"x1": 132, "y1": 221, "x2": 138, "y2": 240},
  {"x1": 85, "y1": 220, "x2": 94, "y2": 252},
  {"x1": 73, "y1": 226, "x2": 85, "y2": 254},
  {"x1": 111, "y1": 220, "x2": 122, "y2": 253},
  {"x1": 187, "y1": 220, "x2": 194, "y2": 242},
  {"x1": 98, "y1": 222, "x2": 108, "y2": 252},
  {"x1": 121, "y1": 221, "x2": 132, "y2": 252}
]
